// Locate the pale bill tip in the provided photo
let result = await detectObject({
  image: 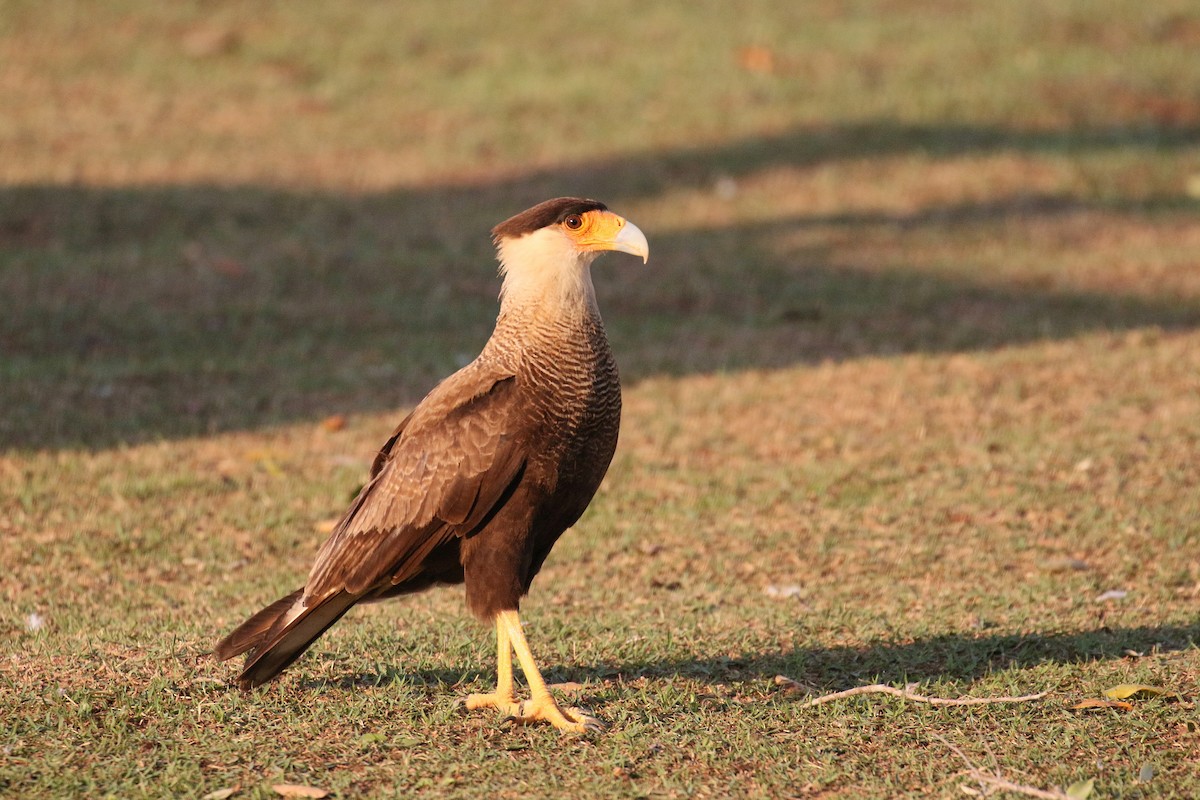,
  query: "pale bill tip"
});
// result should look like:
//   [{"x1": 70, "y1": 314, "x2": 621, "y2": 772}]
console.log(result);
[{"x1": 613, "y1": 220, "x2": 650, "y2": 264}]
